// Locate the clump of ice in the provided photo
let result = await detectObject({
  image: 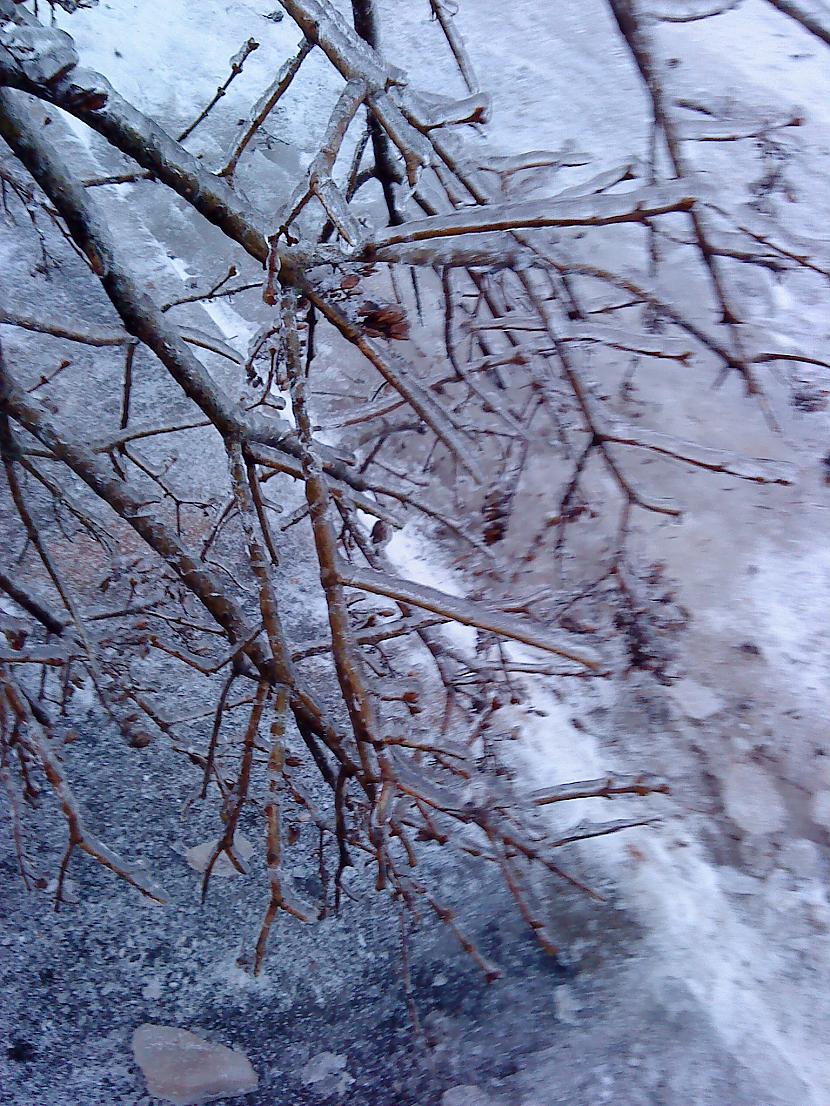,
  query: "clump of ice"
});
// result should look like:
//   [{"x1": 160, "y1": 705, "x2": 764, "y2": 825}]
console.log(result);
[
  {"x1": 722, "y1": 762, "x2": 787, "y2": 836},
  {"x1": 183, "y1": 834, "x2": 254, "y2": 877},
  {"x1": 131, "y1": 1024, "x2": 258, "y2": 1106},
  {"x1": 810, "y1": 791, "x2": 830, "y2": 830},
  {"x1": 778, "y1": 838, "x2": 823, "y2": 882},
  {"x1": 300, "y1": 1051, "x2": 354, "y2": 1096},
  {"x1": 668, "y1": 678, "x2": 724, "y2": 721},
  {"x1": 553, "y1": 984, "x2": 582, "y2": 1026}
]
